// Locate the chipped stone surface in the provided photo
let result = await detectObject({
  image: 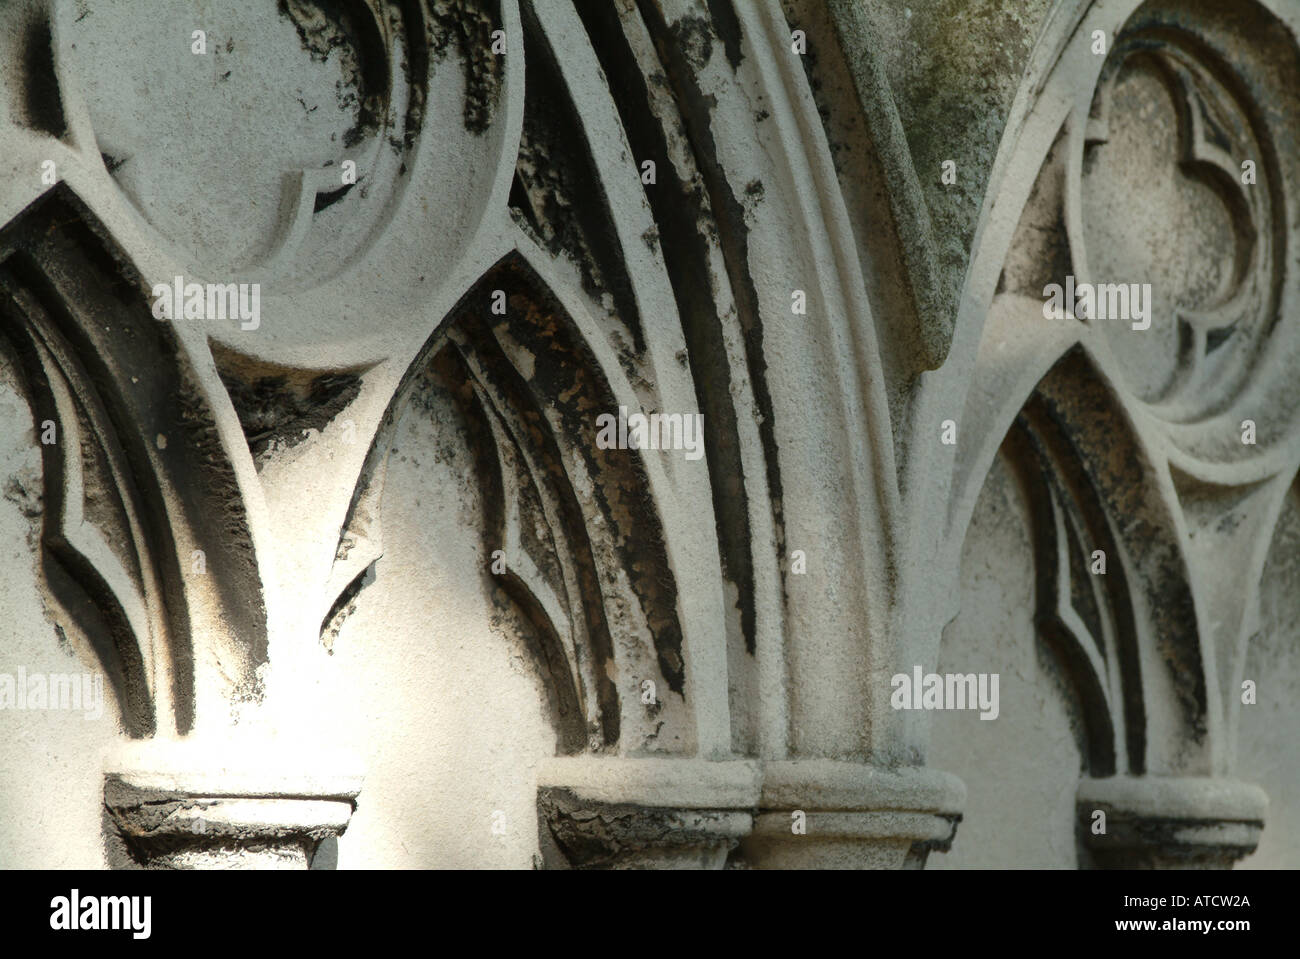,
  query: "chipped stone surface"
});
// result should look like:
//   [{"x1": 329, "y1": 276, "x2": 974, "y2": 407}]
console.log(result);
[{"x1": 0, "y1": 0, "x2": 1296, "y2": 871}]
